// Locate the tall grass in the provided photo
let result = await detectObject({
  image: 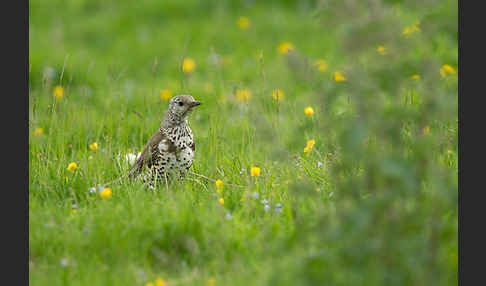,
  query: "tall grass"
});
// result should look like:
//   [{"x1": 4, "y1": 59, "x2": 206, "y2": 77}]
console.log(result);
[{"x1": 29, "y1": 0, "x2": 457, "y2": 285}]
